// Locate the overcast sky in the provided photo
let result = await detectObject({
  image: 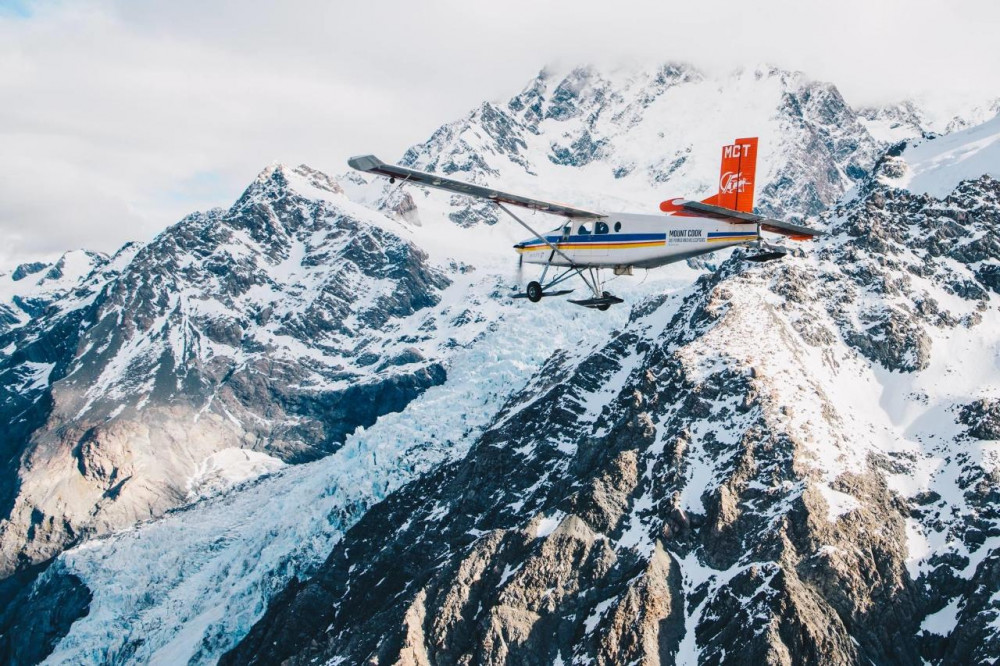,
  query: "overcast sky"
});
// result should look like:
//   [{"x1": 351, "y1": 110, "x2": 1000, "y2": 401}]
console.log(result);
[{"x1": 2, "y1": 0, "x2": 998, "y2": 269}]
